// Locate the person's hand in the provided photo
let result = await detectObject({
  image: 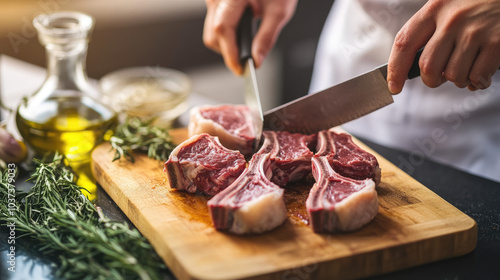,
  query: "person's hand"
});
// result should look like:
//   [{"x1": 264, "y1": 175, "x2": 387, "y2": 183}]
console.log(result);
[
  {"x1": 203, "y1": 0, "x2": 297, "y2": 75},
  {"x1": 387, "y1": 0, "x2": 500, "y2": 94}
]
